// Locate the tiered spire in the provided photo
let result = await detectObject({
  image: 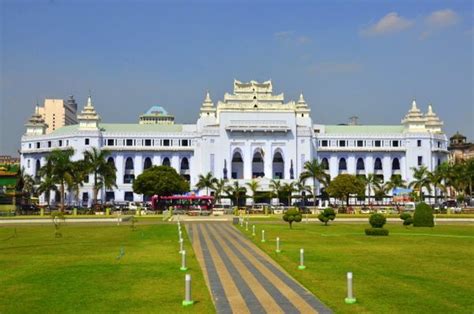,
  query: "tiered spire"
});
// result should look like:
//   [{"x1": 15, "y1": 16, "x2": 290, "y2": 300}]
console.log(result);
[
  {"x1": 424, "y1": 104, "x2": 443, "y2": 133},
  {"x1": 200, "y1": 91, "x2": 216, "y2": 118},
  {"x1": 77, "y1": 95, "x2": 101, "y2": 130},
  {"x1": 25, "y1": 104, "x2": 48, "y2": 136},
  {"x1": 401, "y1": 98, "x2": 426, "y2": 131},
  {"x1": 296, "y1": 92, "x2": 307, "y2": 108}
]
